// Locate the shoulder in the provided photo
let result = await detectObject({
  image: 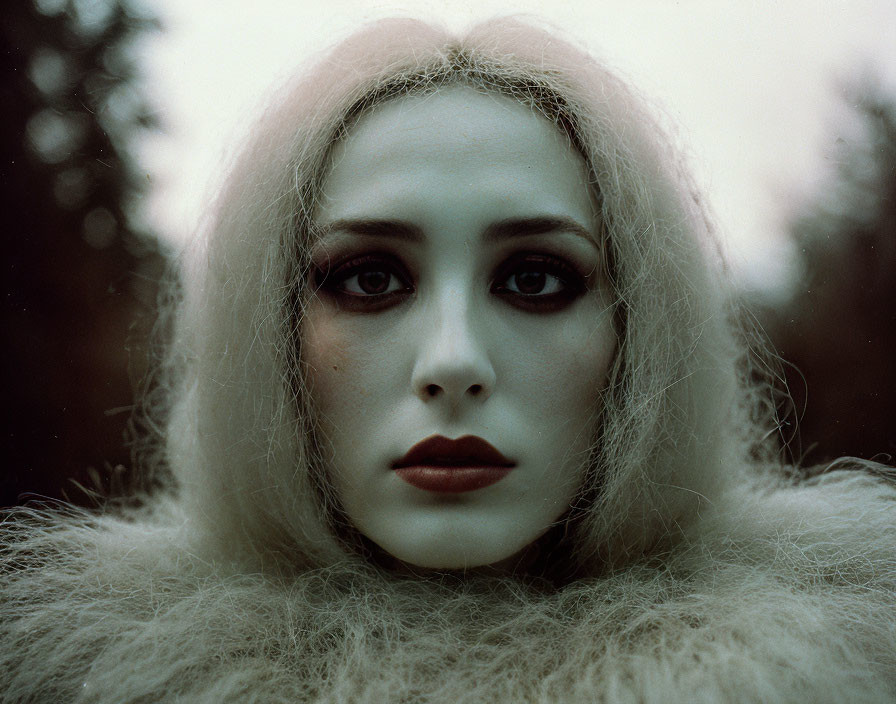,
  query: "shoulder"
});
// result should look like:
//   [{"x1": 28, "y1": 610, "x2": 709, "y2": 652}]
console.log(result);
[
  {"x1": 688, "y1": 460, "x2": 896, "y2": 567},
  {"x1": 0, "y1": 499, "x2": 230, "y2": 702},
  {"x1": 619, "y1": 461, "x2": 896, "y2": 701}
]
